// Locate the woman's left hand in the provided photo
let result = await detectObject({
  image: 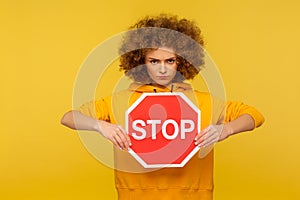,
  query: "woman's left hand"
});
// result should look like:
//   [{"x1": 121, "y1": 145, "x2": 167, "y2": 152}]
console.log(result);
[{"x1": 194, "y1": 124, "x2": 231, "y2": 147}]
